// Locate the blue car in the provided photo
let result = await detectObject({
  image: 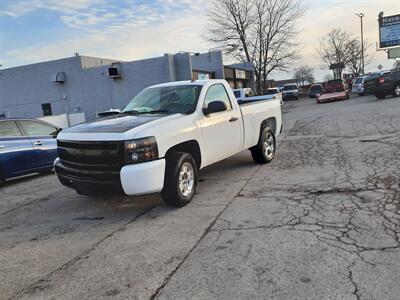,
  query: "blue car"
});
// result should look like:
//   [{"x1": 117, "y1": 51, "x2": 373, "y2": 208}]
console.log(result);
[{"x1": 0, "y1": 118, "x2": 60, "y2": 185}]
